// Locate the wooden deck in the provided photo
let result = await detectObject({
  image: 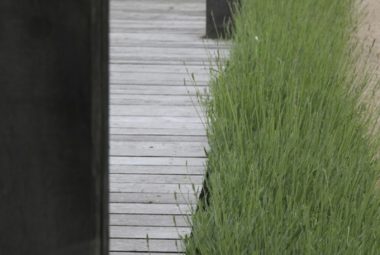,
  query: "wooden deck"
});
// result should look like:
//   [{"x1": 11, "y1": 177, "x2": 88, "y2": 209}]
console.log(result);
[{"x1": 109, "y1": 0, "x2": 226, "y2": 253}]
